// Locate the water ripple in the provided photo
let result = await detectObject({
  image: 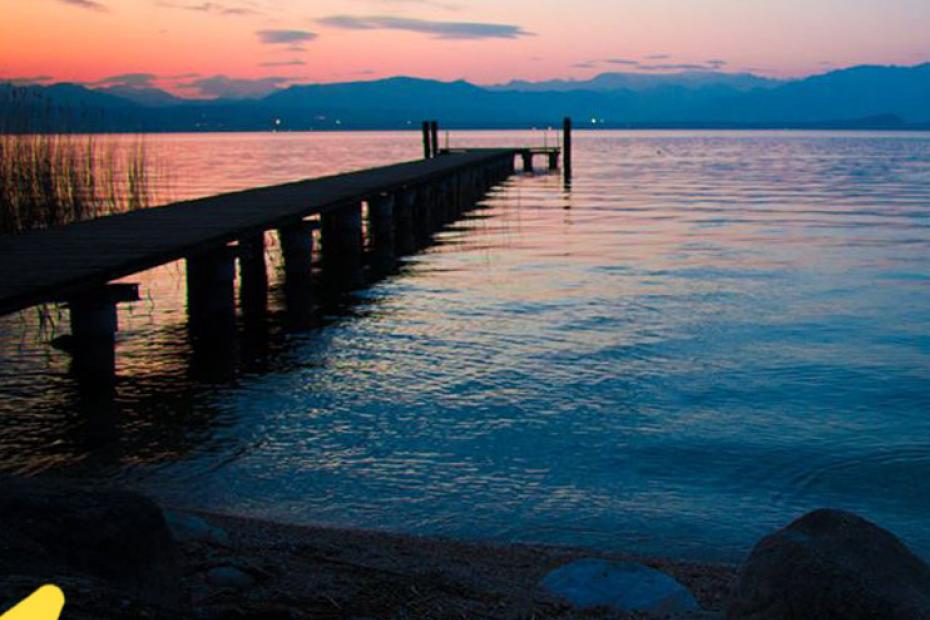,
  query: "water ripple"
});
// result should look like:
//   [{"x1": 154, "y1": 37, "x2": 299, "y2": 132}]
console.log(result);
[{"x1": 2, "y1": 131, "x2": 930, "y2": 561}]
